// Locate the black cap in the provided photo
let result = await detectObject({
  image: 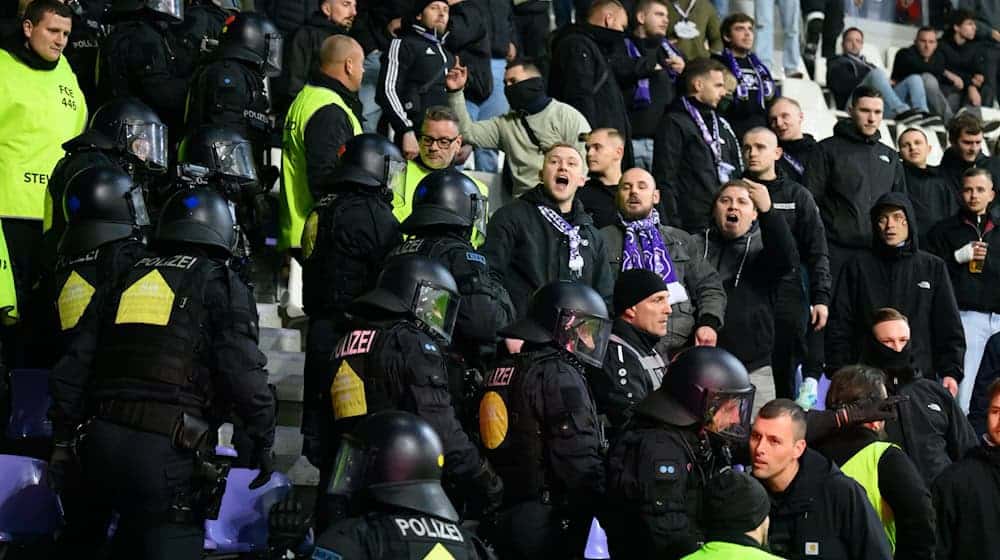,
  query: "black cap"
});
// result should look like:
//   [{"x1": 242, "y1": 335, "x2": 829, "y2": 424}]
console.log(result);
[
  {"x1": 703, "y1": 469, "x2": 770, "y2": 537},
  {"x1": 613, "y1": 269, "x2": 668, "y2": 315}
]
